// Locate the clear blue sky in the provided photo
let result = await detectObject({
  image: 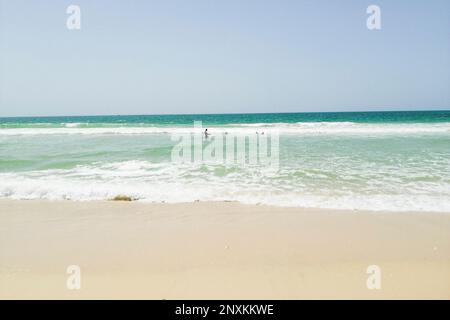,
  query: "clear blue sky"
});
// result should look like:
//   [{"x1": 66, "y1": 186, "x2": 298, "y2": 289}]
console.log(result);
[{"x1": 0, "y1": 0, "x2": 449, "y2": 116}]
